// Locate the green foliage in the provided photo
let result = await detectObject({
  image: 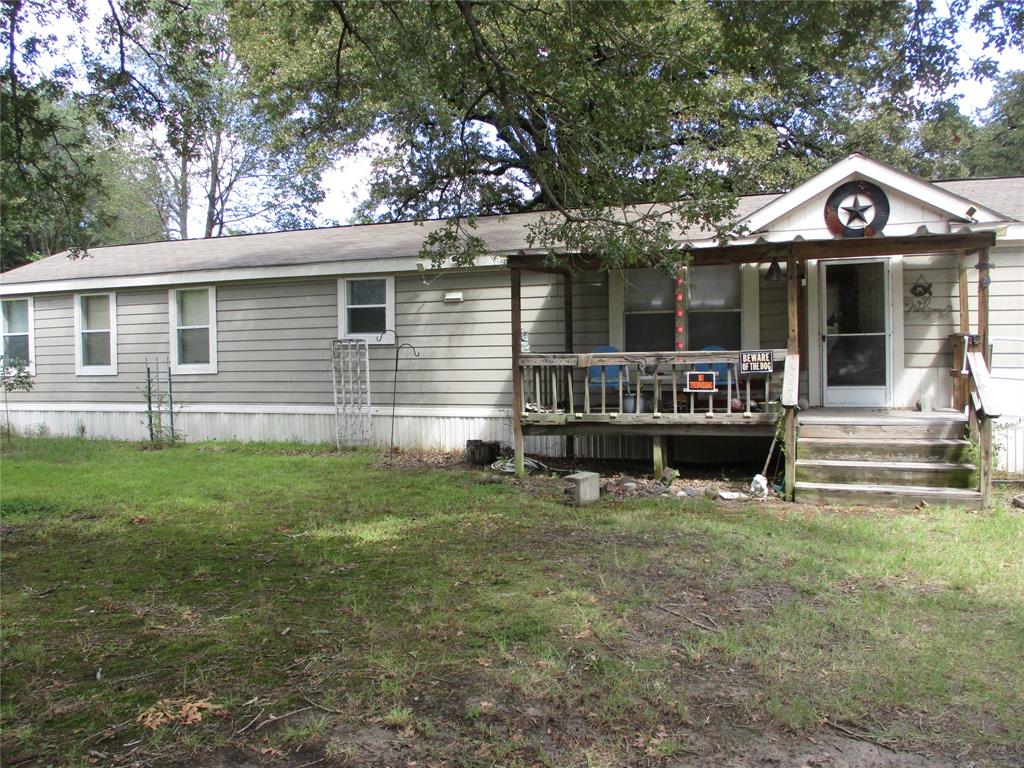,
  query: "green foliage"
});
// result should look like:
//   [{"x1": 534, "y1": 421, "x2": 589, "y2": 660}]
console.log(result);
[
  {"x1": 1, "y1": 0, "x2": 95, "y2": 269},
  {"x1": 1, "y1": 358, "x2": 33, "y2": 438},
  {"x1": 85, "y1": 0, "x2": 330, "y2": 238},
  {"x1": 230, "y1": 0, "x2": 1023, "y2": 268},
  {"x1": 966, "y1": 70, "x2": 1024, "y2": 177},
  {"x1": 1, "y1": 359, "x2": 34, "y2": 394},
  {"x1": 0, "y1": 2, "x2": 168, "y2": 270}
]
